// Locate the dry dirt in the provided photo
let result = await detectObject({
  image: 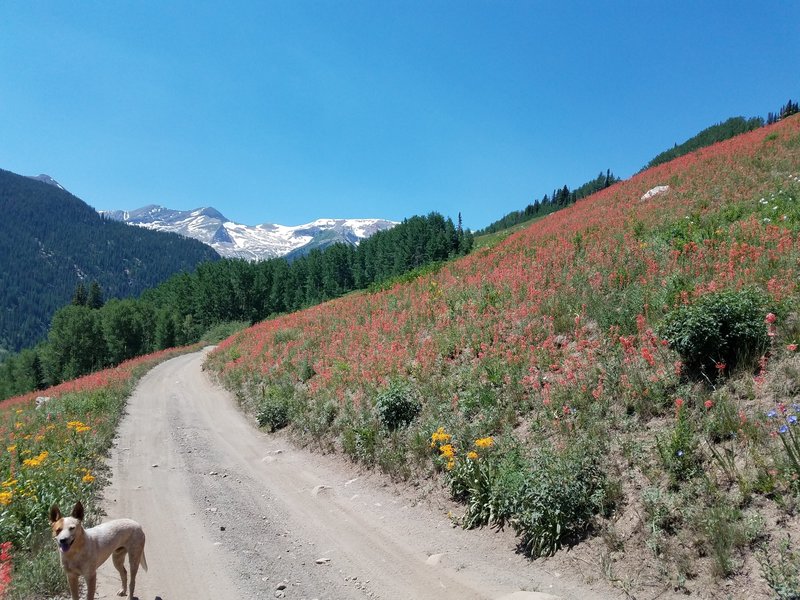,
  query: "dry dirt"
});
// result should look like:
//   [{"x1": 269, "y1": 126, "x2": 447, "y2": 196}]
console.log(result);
[{"x1": 88, "y1": 349, "x2": 625, "y2": 600}]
